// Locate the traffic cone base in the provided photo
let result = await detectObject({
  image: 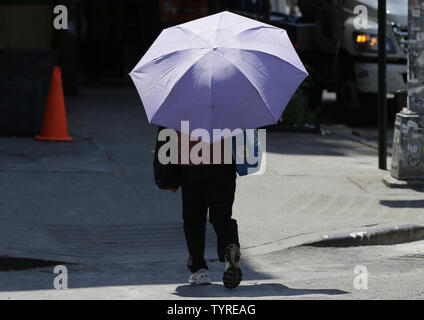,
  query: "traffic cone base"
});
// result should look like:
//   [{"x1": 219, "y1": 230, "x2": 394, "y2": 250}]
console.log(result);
[
  {"x1": 36, "y1": 66, "x2": 72, "y2": 142},
  {"x1": 35, "y1": 135, "x2": 72, "y2": 142}
]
